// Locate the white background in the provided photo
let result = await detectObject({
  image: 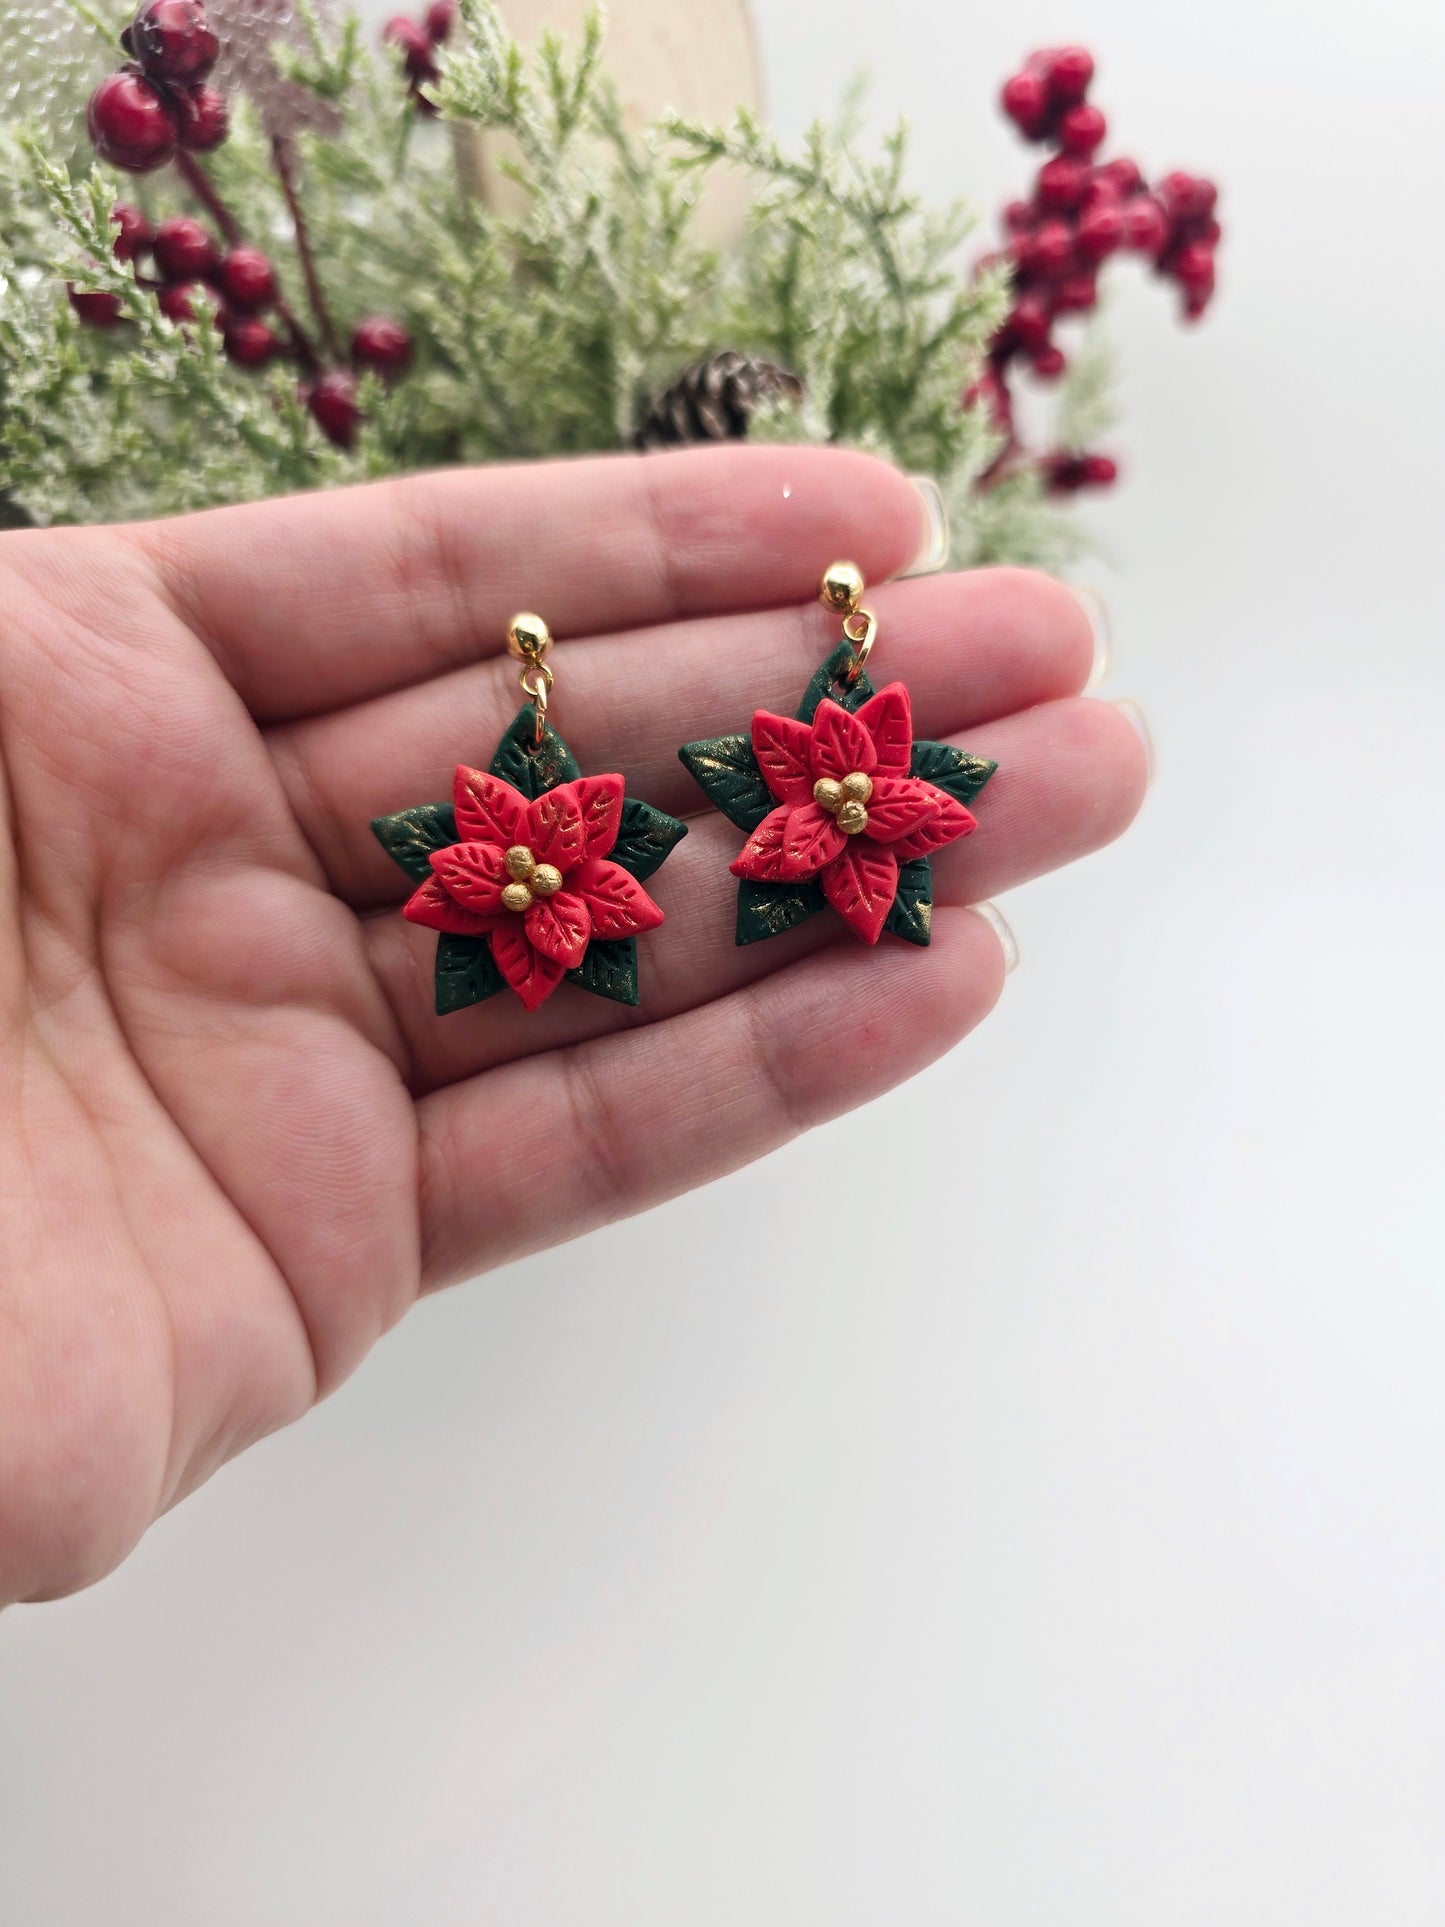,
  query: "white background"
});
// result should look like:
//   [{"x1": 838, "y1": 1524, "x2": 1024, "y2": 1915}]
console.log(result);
[{"x1": 4, "y1": 0, "x2": 1444, "y2": 1920}]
